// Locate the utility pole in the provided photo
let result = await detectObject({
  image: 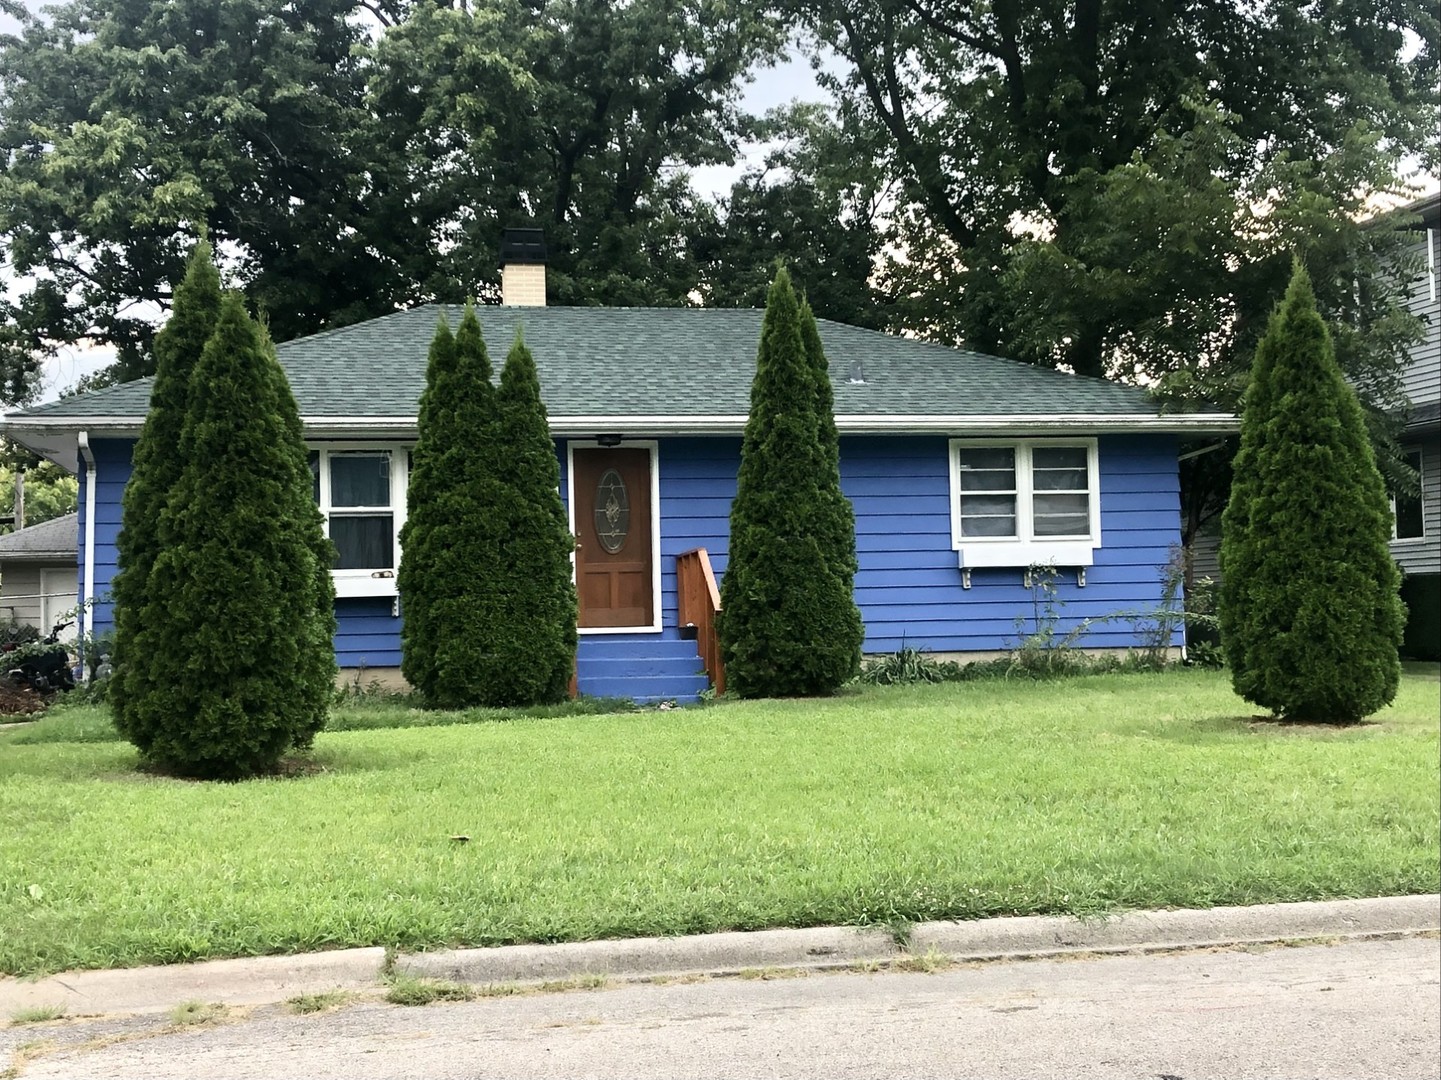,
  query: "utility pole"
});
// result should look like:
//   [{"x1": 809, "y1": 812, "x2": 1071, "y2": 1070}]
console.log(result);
[{"x1": 14, "y1": 468, "x2": 24, "y2": 532}]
